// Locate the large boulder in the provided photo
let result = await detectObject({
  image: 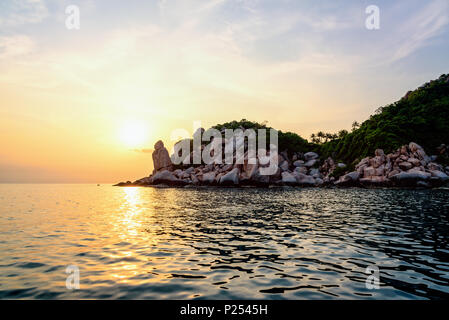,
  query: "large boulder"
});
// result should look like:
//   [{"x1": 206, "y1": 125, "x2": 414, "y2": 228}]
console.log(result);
[
  {"x1": 219, "y1": 168, "x2": 240, "y2": 185},
  {"x1": 390, "y1": 170, "x2": 431, "y2": 187},
  {"x1": 152, "y1": 140, "x2": 173, "y2": 173}
]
